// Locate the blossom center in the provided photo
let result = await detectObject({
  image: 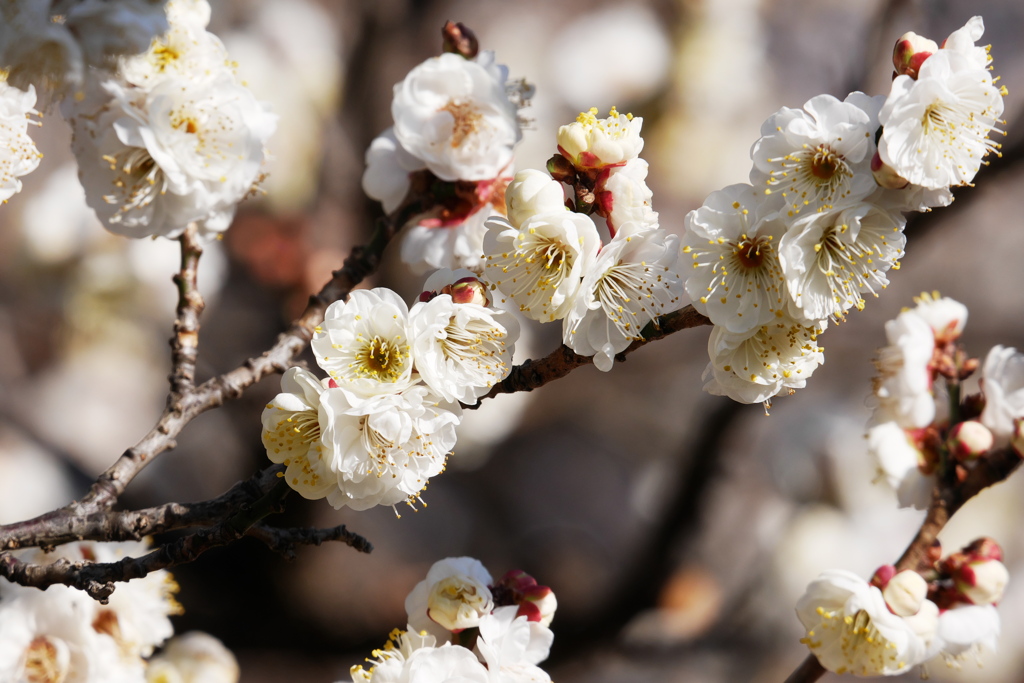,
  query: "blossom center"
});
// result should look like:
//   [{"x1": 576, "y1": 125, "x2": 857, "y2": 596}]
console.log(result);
[
  {"x1": 734, "y1": 236, "x2": 767, "y2": 269},
  {"x1": 441, "y1": 317, "x2": 508, "y2": 381},
  {"x1": 355, "y1": 335, "x2": 406, "y2": 381},
  {"x1": 441, "y1": 99, "x2": 483, "y2": 148},
  {"x1": 810, "y1": 145, "x2": 842, "y2": 180},
  {"x1": 23, "y1": 637, "x2": 67, "y2": 683},
  {"x1": 102, "y1": 147, "x2": 167, "y2": 221}
]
